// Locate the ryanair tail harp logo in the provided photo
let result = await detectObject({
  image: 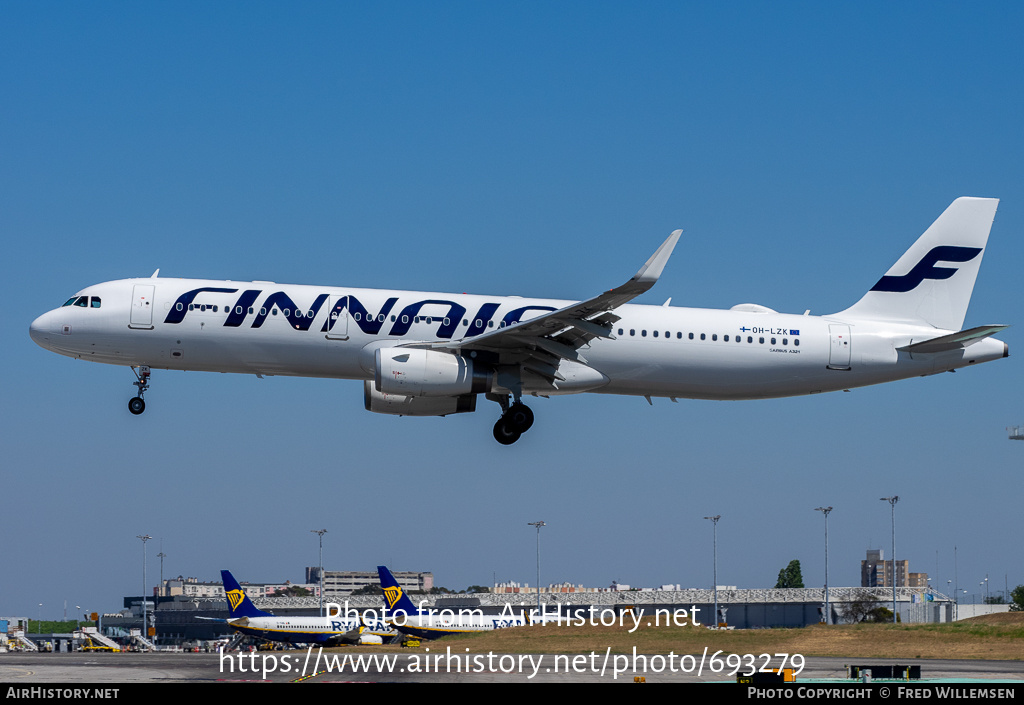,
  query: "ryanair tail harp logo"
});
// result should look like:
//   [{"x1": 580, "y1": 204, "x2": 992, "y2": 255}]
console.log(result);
[
  {"x1": 226, "y1": 589, "x2": 246, "y2": 612},
  {"x1": 382, "y1": 585, "x2": 403, "y2": 609}
]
